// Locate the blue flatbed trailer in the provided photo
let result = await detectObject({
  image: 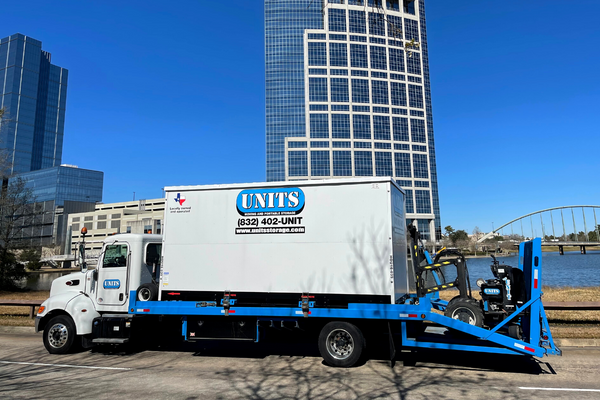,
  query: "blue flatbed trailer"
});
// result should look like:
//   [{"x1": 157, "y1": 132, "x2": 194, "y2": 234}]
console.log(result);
[{"x1": 128, "y1": 238, "x2": 561, "y2": 360}]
